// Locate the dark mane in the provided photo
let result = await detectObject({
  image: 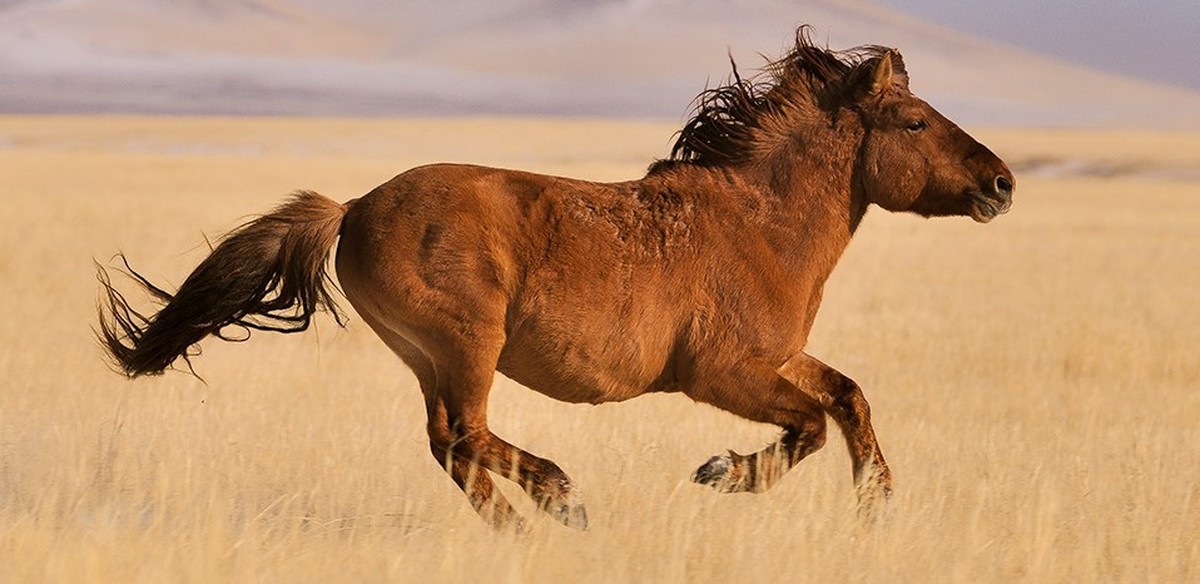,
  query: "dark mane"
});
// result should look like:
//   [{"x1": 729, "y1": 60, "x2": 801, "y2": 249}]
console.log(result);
[{"x1": 656, "y1": 26, "x2": 902, "y2": 170}]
